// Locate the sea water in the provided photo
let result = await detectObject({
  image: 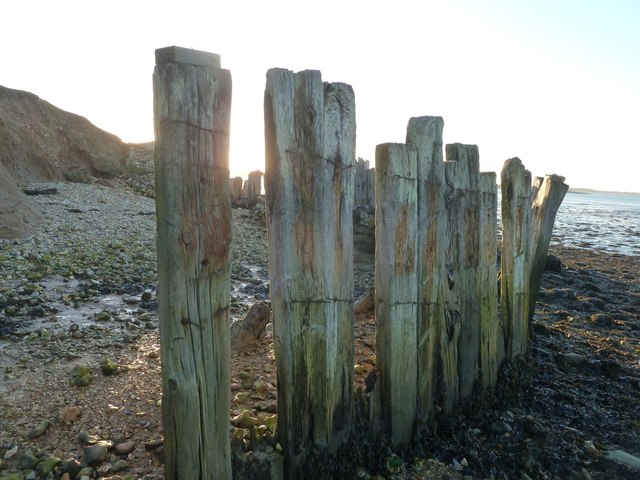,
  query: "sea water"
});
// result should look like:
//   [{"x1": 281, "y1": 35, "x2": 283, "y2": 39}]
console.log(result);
[{"x1": 551, "y1": 191, "x2": 640, "y2": 256}]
